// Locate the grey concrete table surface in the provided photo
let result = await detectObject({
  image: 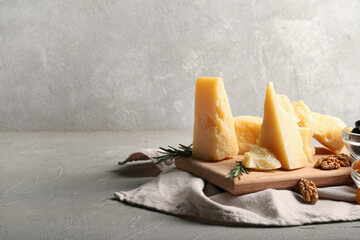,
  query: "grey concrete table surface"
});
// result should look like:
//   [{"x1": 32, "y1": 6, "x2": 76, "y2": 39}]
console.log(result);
[{"x1": 1, "y1": 131, "x2": 360, "y2": 240}]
